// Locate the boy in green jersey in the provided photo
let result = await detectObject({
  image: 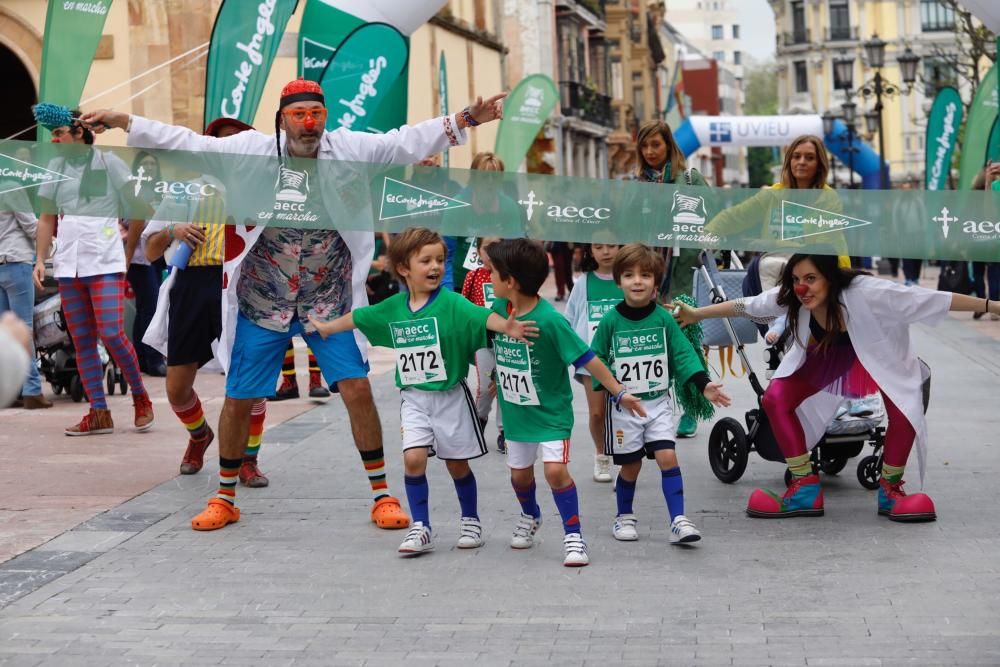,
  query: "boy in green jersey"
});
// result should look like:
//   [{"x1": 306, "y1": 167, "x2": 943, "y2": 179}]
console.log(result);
[
  {"x1": 310, "y1": 228, "x2": 536, "y2": 557},
  {"x1": 484, "y1": 239, "x2": 645, "y2": 567},
  {"x1": 591, "y1": 245, "x2": 731, "y2": 544}
]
